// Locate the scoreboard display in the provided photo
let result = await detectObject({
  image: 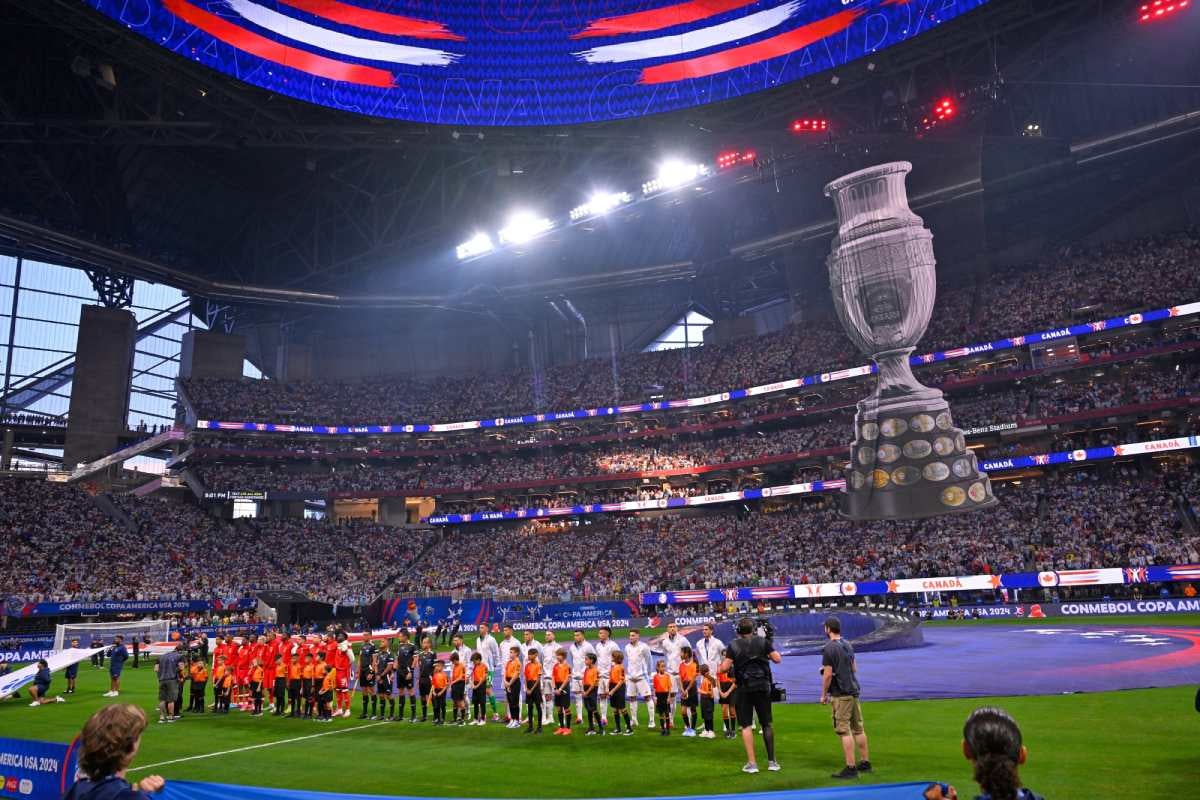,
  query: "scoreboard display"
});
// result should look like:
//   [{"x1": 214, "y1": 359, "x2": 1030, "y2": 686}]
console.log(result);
[{"x1": 1029, "y1": 337, "x2": 1081, "y2": 369}]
